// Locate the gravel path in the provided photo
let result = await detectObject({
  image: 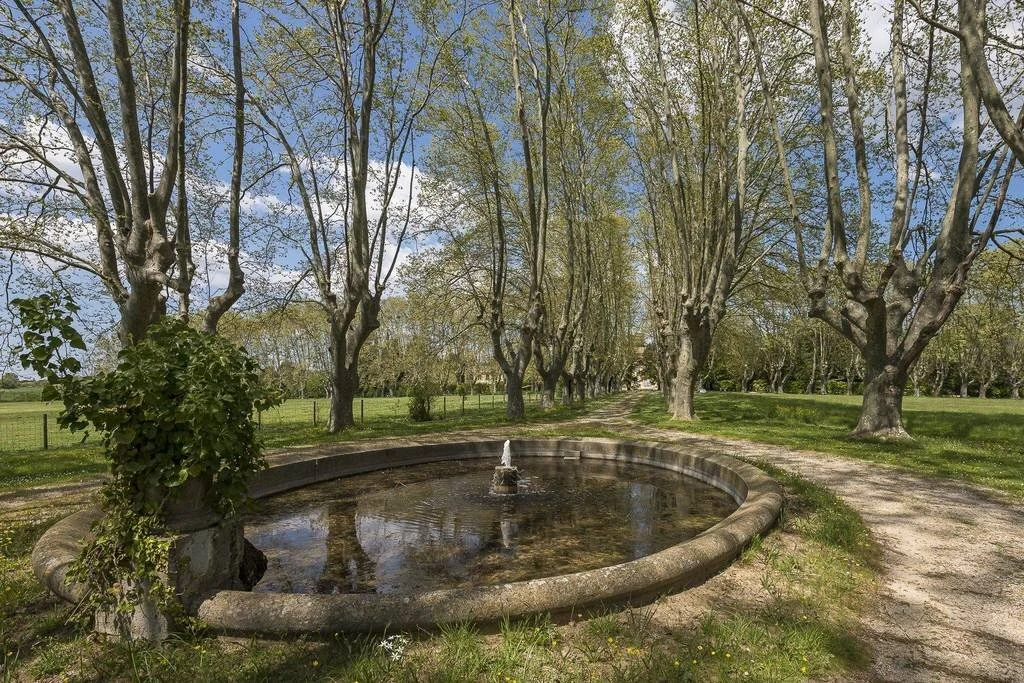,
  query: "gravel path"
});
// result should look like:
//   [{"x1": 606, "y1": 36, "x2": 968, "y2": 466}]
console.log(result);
[{"x1": 579, "y1": 395, "x2": 1024, "y2": 682}]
